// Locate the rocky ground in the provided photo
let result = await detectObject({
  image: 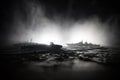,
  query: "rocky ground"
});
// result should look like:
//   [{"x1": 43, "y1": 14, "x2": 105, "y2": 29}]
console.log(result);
[
  {"x1": 0, "y1": 46, "x2": 120, "y2": 65},
  {"x1": 0, "y1": 46, "x2": 120, "y2": 80}
]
